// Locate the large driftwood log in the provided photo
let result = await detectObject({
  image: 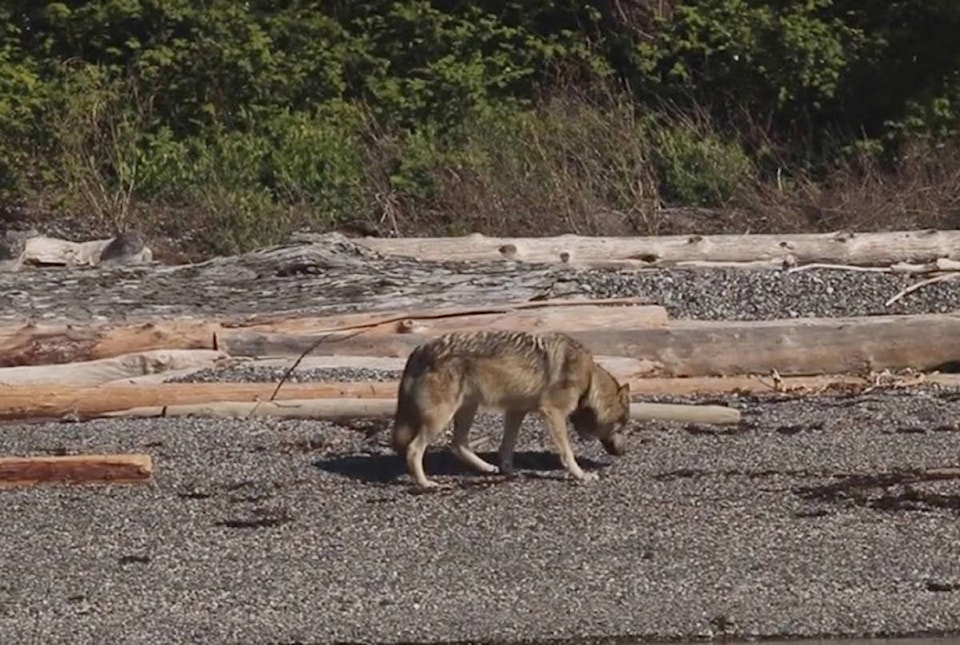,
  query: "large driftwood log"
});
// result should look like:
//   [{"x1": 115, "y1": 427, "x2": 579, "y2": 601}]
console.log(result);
[
  {"x1": 0, "y1": 298, "x2": 664, "y2": 367},
  {"x1": 218, "y1": 312, "x2": 960, "y2": 376},
  {"x1": 619, "y1": 313, "x2": 960, "y2": 376},
  {"x1": 0, "y1": 319, "x2": 220, "y2": 367},
  {"x1": 100, "y1": 354, "x2": 660, "y2": 386},
  {"x1": 101, "y1": 399, "x2": 741, "y2": 425},
  {"x1": 0, "y1": 382, "x2": 394, "y2": 420},
  {"x1": 0, "y1": 454, "x2": 153, "y2": 488},
  {"x1": 359, "y1": 230, "x2": 960, "y2": 268},
  {"x1": 0, "y1": 349, "x2": 229, "y2": 386},
  {"x1": 4, "y1": 370, "x2": 950, "y2": 422}
]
